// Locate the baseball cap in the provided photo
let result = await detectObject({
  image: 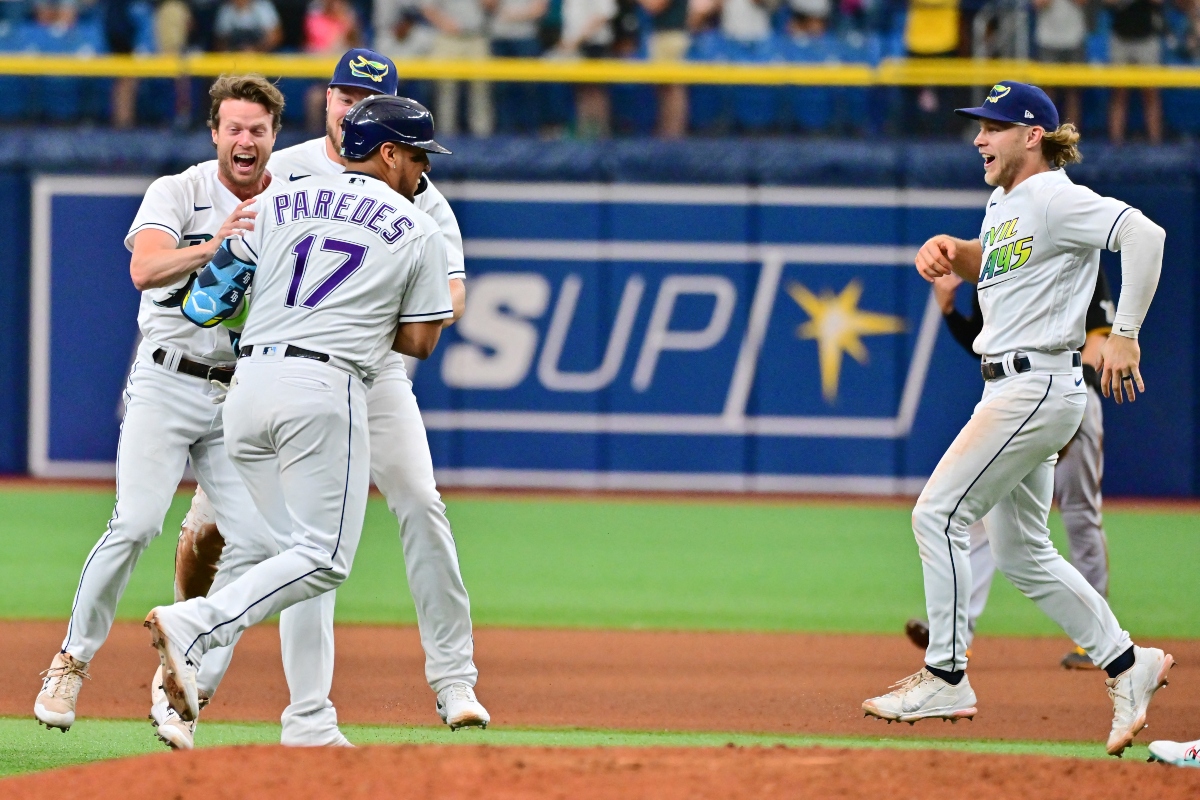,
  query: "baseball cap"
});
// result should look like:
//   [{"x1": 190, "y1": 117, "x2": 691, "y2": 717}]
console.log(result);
[
  {"x1": 955, "y1": 81, "x2": 1060, "y2": 130},
  {"x1": 329, "y1": 48, "x2": 399, "y2": 96}
]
